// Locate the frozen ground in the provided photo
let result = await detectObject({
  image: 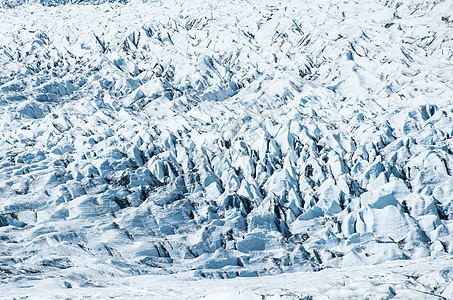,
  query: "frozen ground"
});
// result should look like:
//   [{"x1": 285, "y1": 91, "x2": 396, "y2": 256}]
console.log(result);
[{"x1": 1, "y1": 0, "x2": 453, "y2": 298}]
